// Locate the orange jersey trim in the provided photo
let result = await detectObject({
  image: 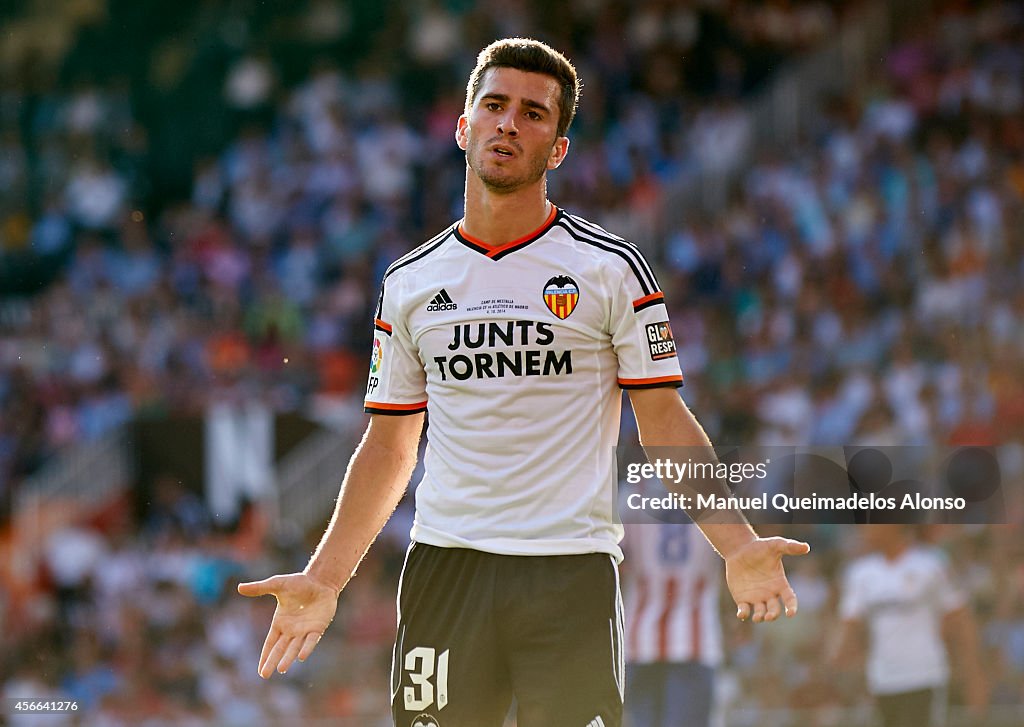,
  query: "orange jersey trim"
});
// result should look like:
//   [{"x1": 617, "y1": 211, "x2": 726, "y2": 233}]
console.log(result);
[
  {"x1": 458, "y1": 205, "x2": 558, "y2": 258},
  {"x1": 374, "y1": 318, "x2": 393, "y2": 334},
  {"x1": 632, "y1": 292, "x2": 665, "y2": 309},
  {"x1": 364, "y1": 400, "x2": 427, "y2": 411}
]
